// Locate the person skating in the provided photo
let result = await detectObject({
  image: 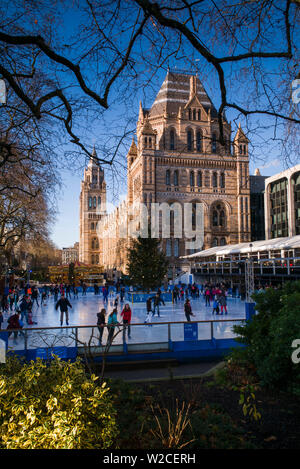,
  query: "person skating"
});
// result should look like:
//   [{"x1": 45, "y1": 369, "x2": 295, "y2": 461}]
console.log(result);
[
  {"x1": 97, "y1": 308, "x2": 106, "y2": 345},
  {"x1": 55, "y1": 293, "x2": 72, "y2": 326},
  {"x1": 121, "y1": 303, "x2": 132, "y2": 340},
  {"x1": 107, "y1": 308, "x2": 119, "y2": 345},
  {"x1": 212, "y1": 298, "x2": 219, "y2": 315},
  {"x1": 152, "y1": 293, "x2": 162, "y2": 317},
  {"x1": 219, "y1": 293, "x2": 228, "y2": 315},
  {"x1": 184, "y1": 299, "x2": 195, "y2": 322},
  {"x1": 31, "y1": 287, "x2": 40, "y2": 307}
]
